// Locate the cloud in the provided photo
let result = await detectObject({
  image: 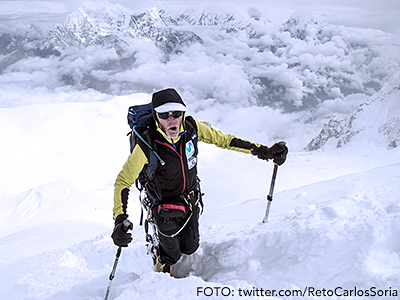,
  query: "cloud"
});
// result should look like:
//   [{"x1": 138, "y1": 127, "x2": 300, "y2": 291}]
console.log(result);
[{"x1": 1, "y1": 4, "x2": 399, "y2": 121}]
